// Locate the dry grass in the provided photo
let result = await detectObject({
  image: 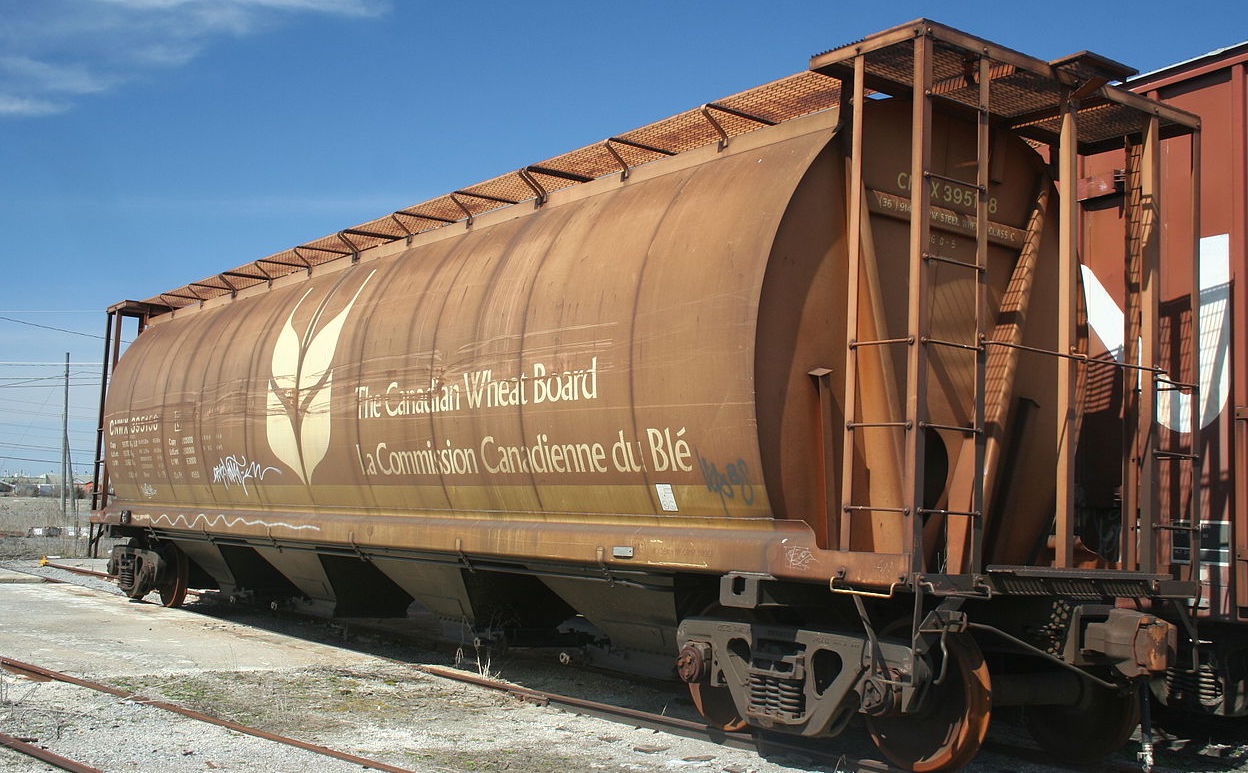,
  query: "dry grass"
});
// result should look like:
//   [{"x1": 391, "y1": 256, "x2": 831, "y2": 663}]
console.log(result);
[{"x1": 0, "y1": 496, "x2": 94, "y2": 559}]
